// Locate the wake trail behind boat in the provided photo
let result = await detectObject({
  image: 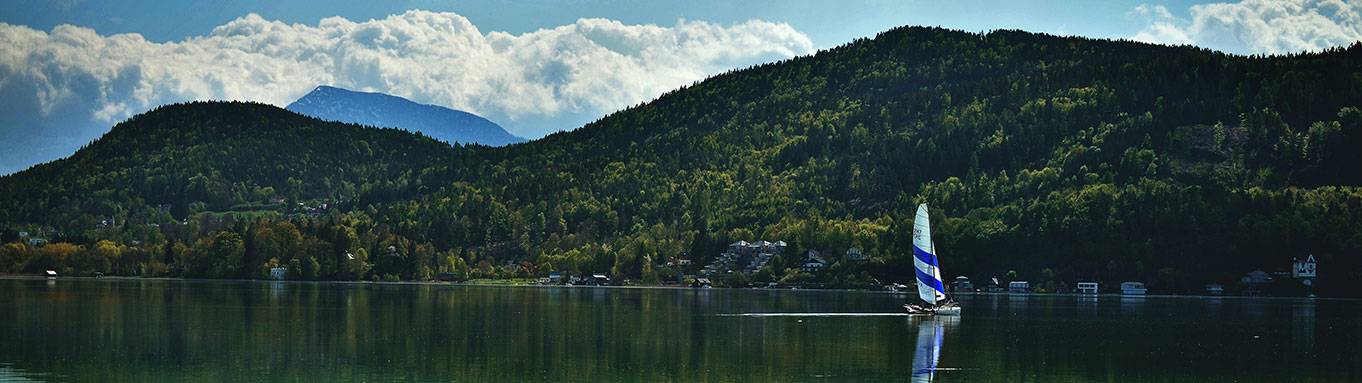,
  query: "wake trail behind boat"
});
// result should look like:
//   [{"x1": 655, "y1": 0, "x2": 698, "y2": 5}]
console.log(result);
[{"x1": 715, "y1": 312, "x2": 913, "y2": 317}]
